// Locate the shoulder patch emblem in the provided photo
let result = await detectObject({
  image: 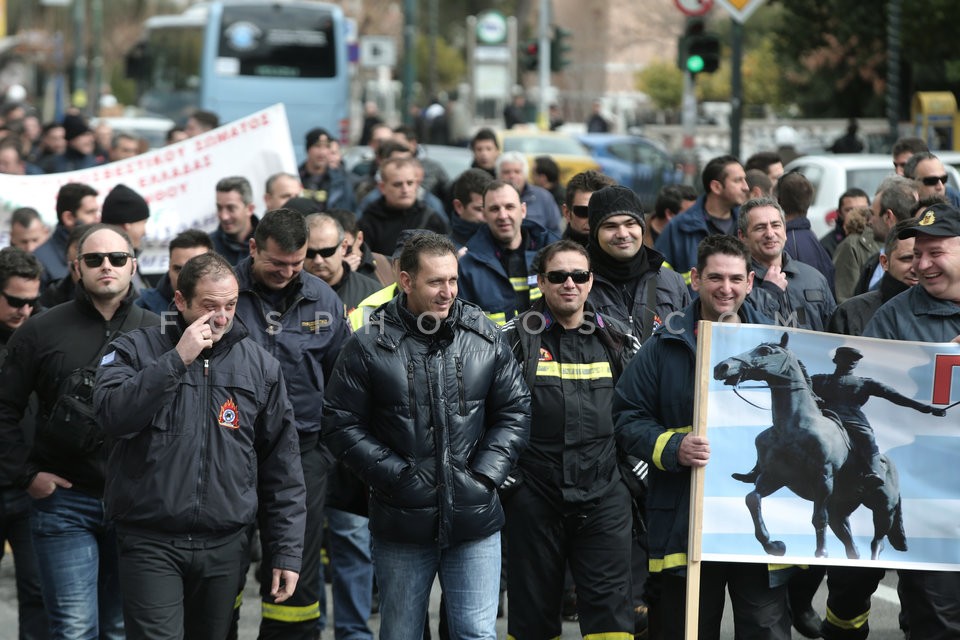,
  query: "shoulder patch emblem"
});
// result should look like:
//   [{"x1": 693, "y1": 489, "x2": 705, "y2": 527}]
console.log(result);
[
  {"x1": 538, "y1": 347, "x2": 554, "y2": 362},
  {"x1": 218, "y1": 398, "x2": 240, "y2": 429}
]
